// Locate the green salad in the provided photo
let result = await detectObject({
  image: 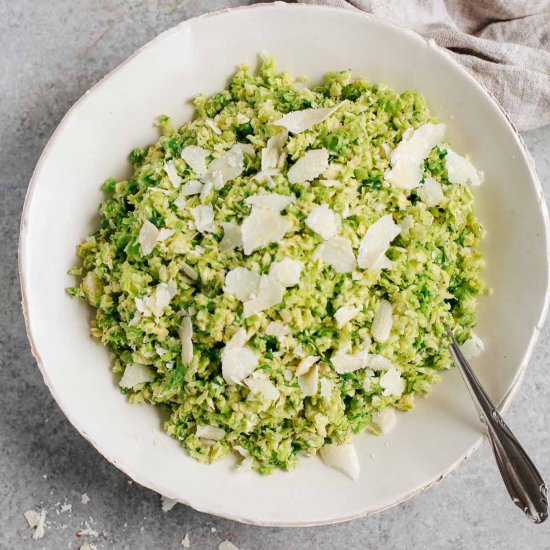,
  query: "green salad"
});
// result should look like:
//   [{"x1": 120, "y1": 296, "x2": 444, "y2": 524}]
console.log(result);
[{"x1": 68, "y1": 58, "x2": 485, "y2": 478}]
